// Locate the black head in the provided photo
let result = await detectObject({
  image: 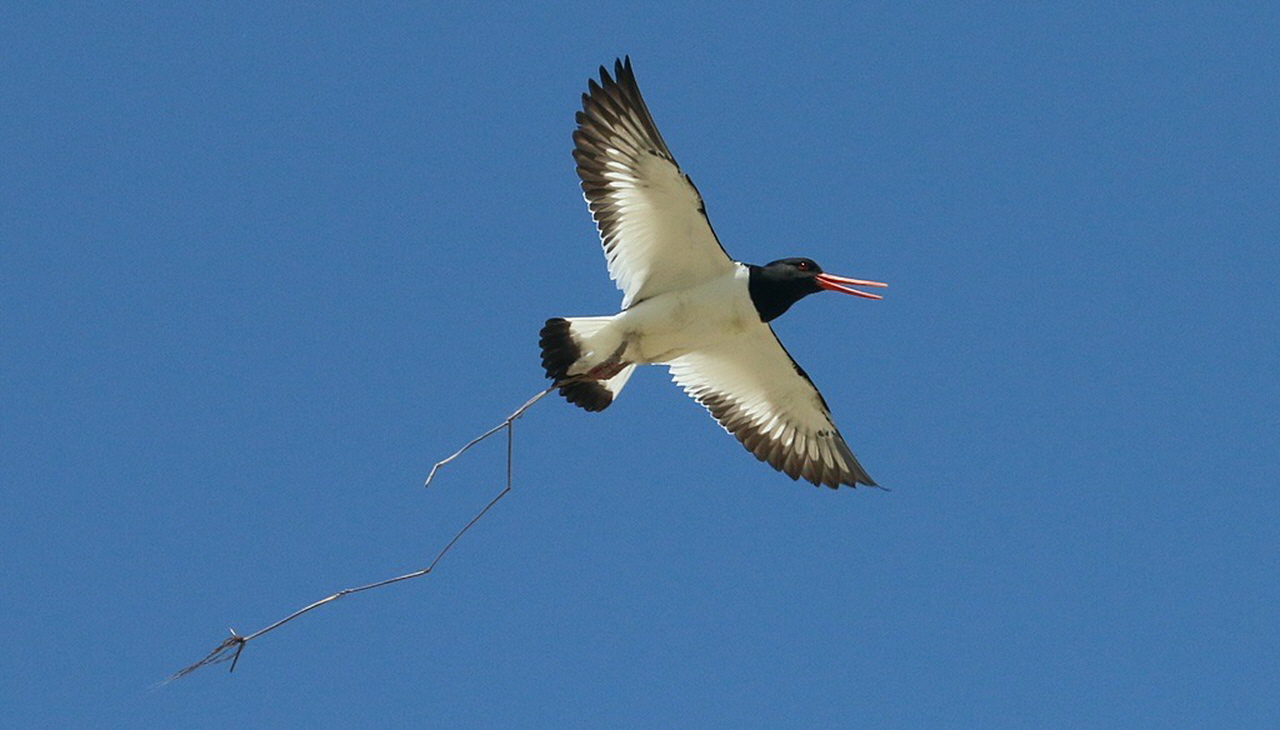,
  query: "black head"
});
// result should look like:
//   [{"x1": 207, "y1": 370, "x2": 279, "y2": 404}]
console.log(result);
[{"x1": 747, "y1": 257, "x2": 887, "y2": 322}]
